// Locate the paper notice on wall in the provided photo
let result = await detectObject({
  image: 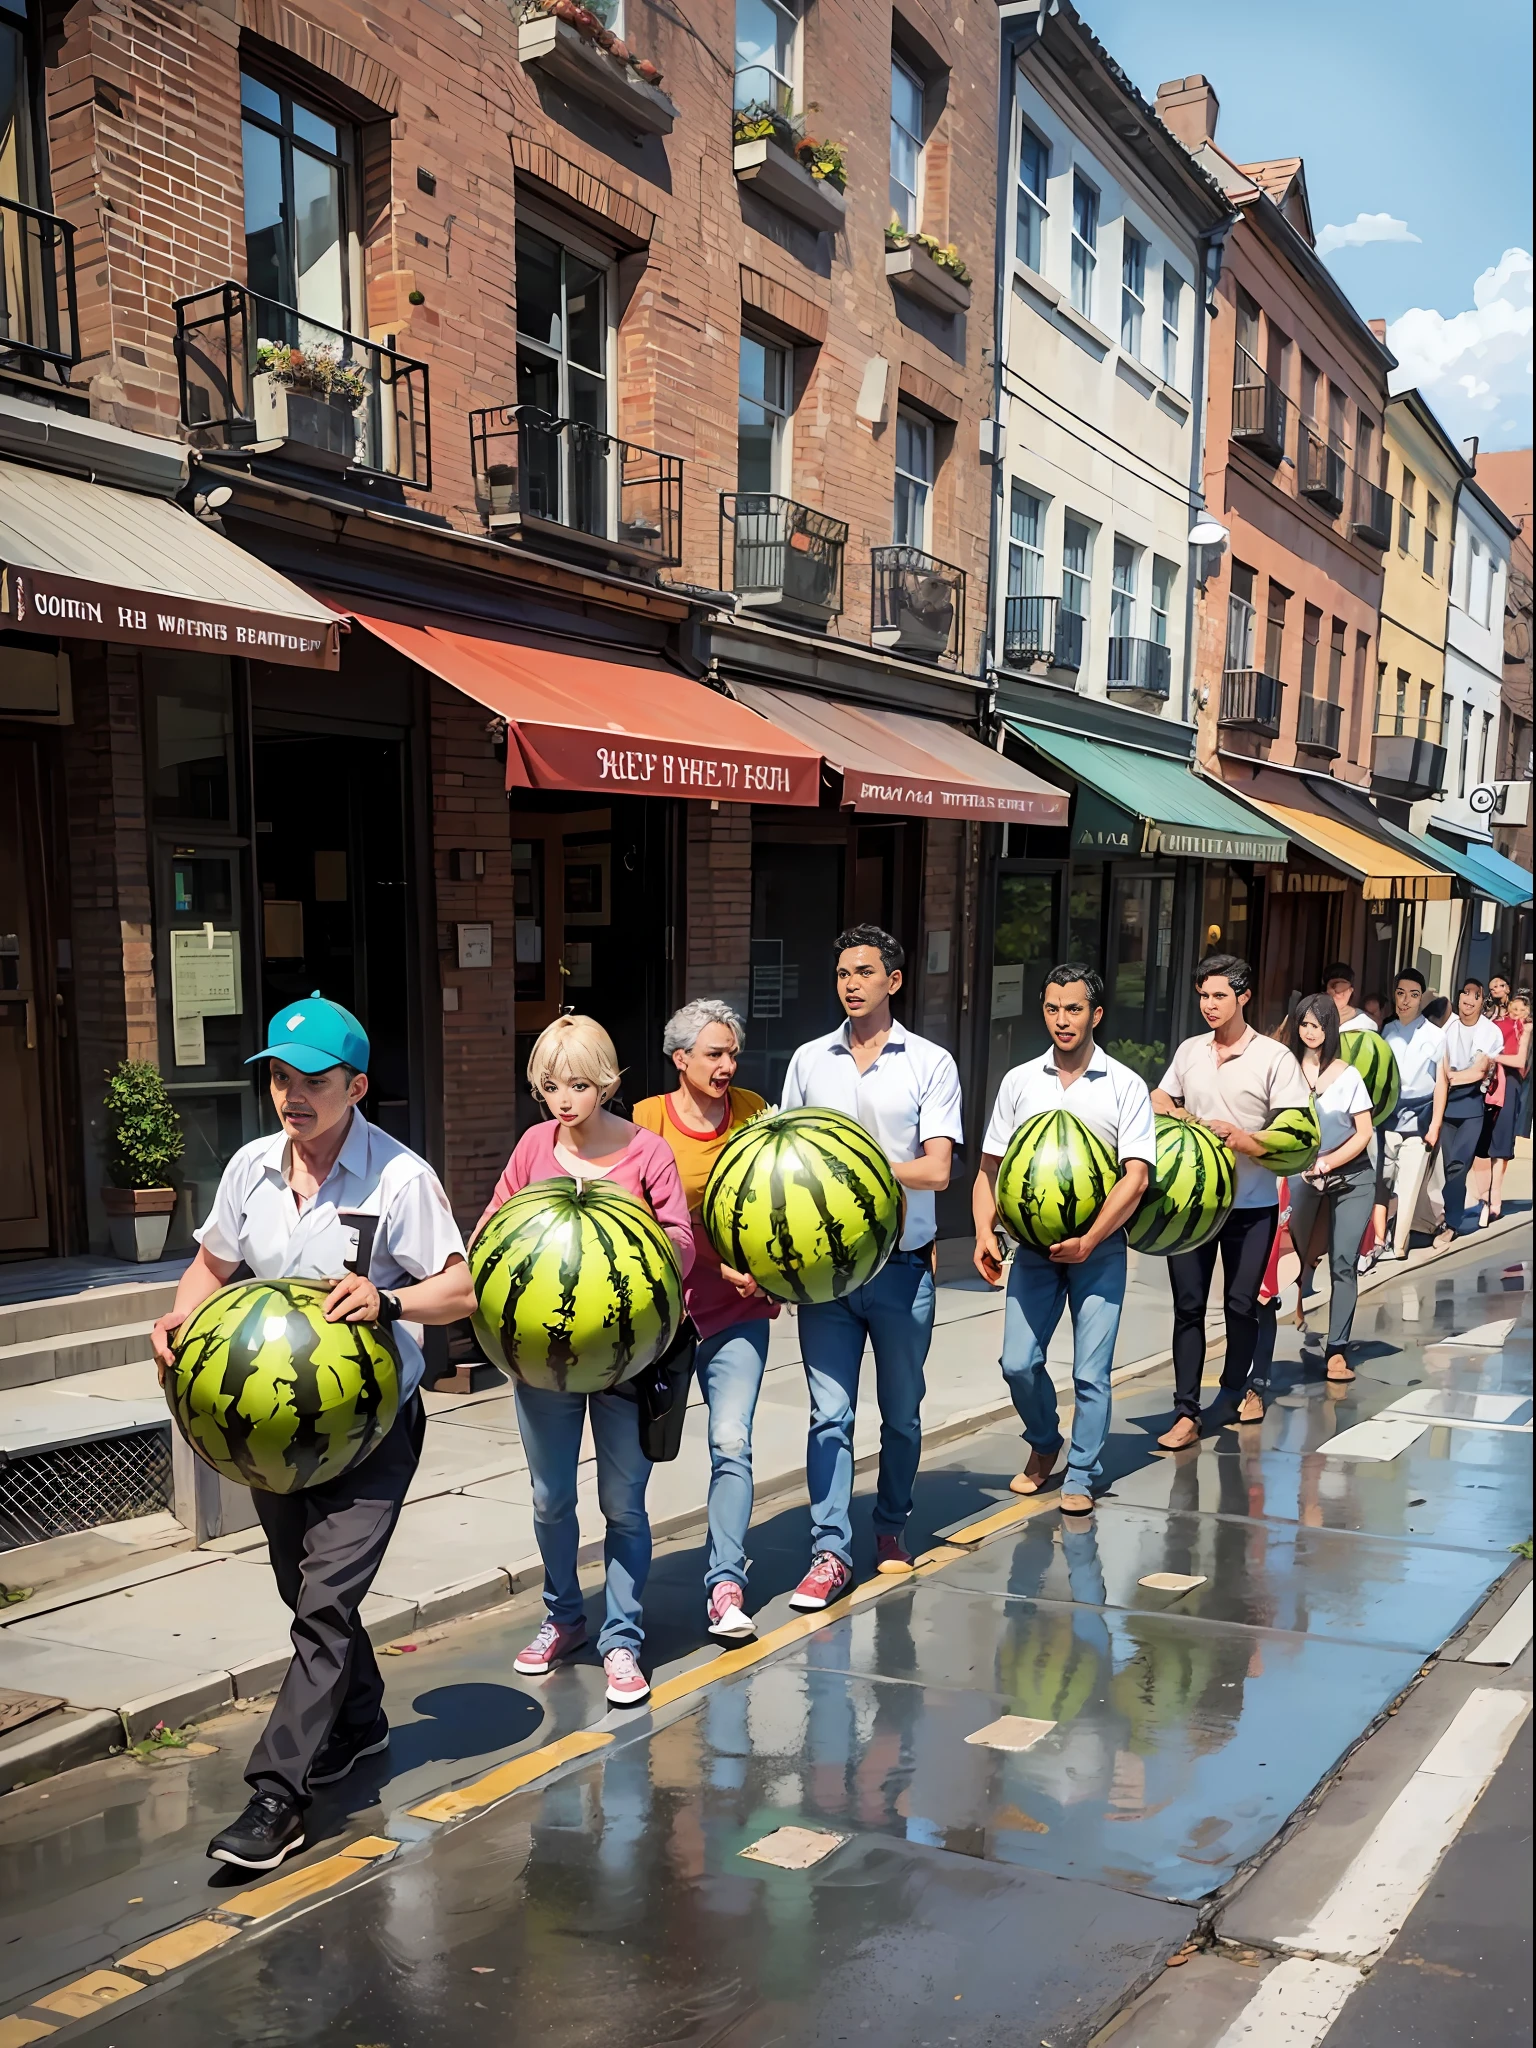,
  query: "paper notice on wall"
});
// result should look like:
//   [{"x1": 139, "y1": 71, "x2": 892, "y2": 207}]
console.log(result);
[
  {"x1": 991, "y1": 964, "x2": 1024, "y2": 1019},
  {"x1": 173, "y1": 1010, "x2": 206, "y2": 1067},
  {"x1": 170, "y1": 927, "x2": 242, "y2": 1018}
]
